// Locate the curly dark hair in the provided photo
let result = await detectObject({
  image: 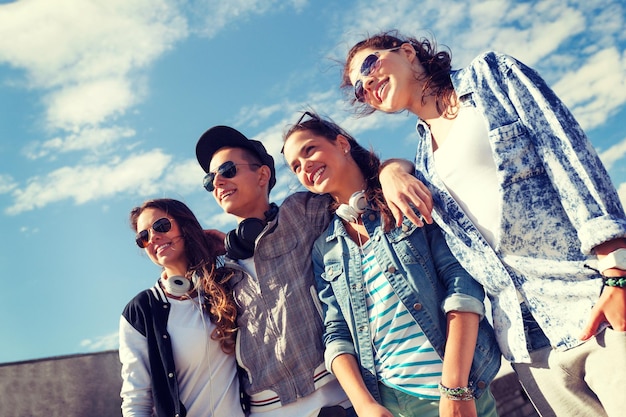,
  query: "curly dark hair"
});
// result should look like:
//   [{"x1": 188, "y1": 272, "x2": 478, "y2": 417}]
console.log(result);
[
  {"x1": 130, "y1": 198, "x2": 237, "y2": 354},
  {"x1": 283, "y1": 111, "x2": 395, "y2": 231},
  {"x1": 341, "y1": 30, "x2": 454, "y2": 118}
]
